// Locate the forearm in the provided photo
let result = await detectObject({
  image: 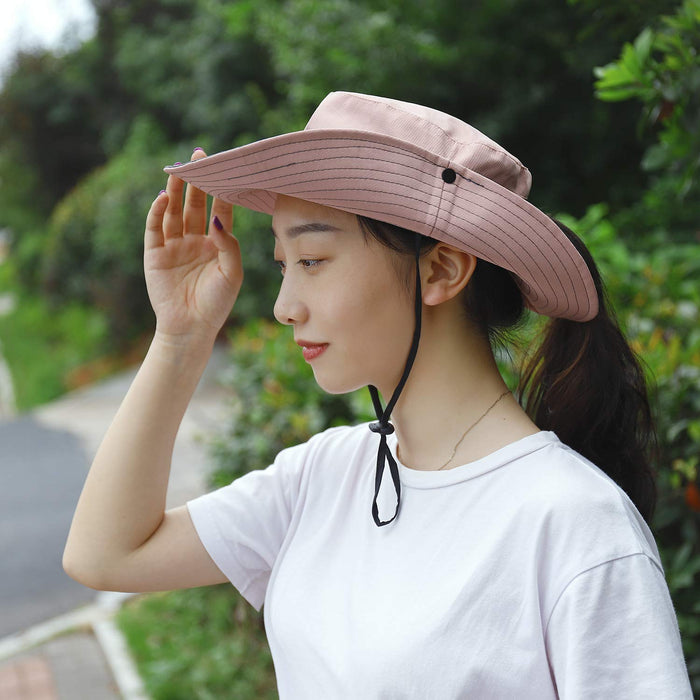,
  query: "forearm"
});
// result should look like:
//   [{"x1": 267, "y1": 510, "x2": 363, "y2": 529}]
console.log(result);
[{"x1": 63, "y1": 331, "x2": 215, "y2": 587}]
